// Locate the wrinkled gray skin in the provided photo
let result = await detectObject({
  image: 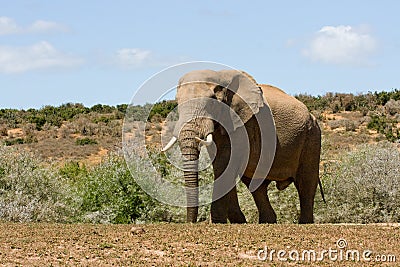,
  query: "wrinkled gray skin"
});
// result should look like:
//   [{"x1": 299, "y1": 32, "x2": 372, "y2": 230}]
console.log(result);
[{"x1": 171, "y1": 70, "x2": 321, "y2": 224}]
